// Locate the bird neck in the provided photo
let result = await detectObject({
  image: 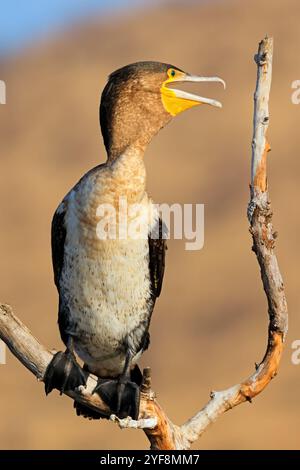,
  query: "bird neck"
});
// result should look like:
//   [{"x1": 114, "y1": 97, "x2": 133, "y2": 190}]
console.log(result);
[
  {"x1": 106, "y1": 139, "x2": 148, "y2": 163},
  {"x1": 100, "y1": 95, "x2": 172, "y2": 162},
  {"x1": 109, "y1": 146, "x2": 147, "y2": 201}
]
